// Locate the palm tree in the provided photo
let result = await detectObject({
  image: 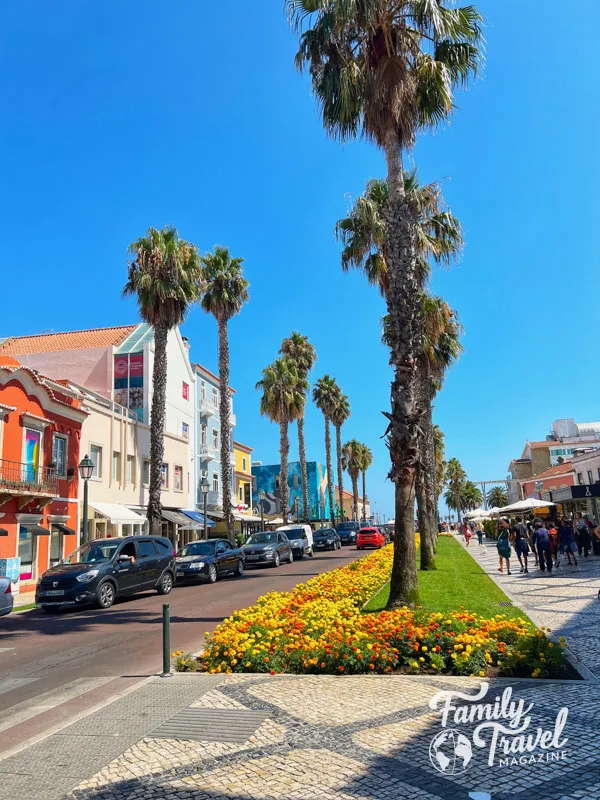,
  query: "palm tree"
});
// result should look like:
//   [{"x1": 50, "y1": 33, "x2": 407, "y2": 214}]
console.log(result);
[
  {"x1": 124, "y1": 226, "x2": 202, "y2": 535},
  {"x1": 200, "y1": 246, "x2": 249, "y2": 539},
  {"x1": 358, "y1": 444, "x2": 373, "y2": 524},
  {"x1": 487, "y1": 486, "x2": 508, "y2": 509},
  {"x1": 342, "y1": 439, "x2": 362, "y2": 522},
  {"x1": 433, "y1": 425, "x2": 446, "y2": 506},
  {"x1": 289, "y1": 0, "x2": 482, "y2": 607},
  {"x1": 461, "y1": 481, "x2": 483, "y2": 511},
  {"x1": 331, "y1": 392, "x2": 351, "y2": 523},
  {"x1": 313, "y1": 375, "x2": 340, "y2": 528},
  {"x1": 280, "y1": 332, "x2": 316, "y2": 522},
  {"x1": 256, "y1": 358, "x2": 308, "y2": 527},
  {"x1": 445, "y1": 458, "x2": 467, "y2": 522}
]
